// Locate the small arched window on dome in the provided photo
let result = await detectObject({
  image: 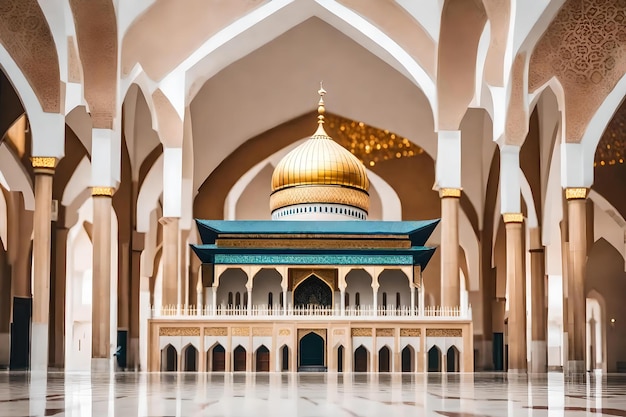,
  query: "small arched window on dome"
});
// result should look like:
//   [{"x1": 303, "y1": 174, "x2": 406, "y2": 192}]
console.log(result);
[
  {"x1": 355, "y1": 292, "x2": 360, "y2": 307},
  {"x1": 228, "y1": 292, "x2": 233, "y2": 306},
  {"x1": 235, "y1": 292, "x2": 241, "y2": 308}
]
